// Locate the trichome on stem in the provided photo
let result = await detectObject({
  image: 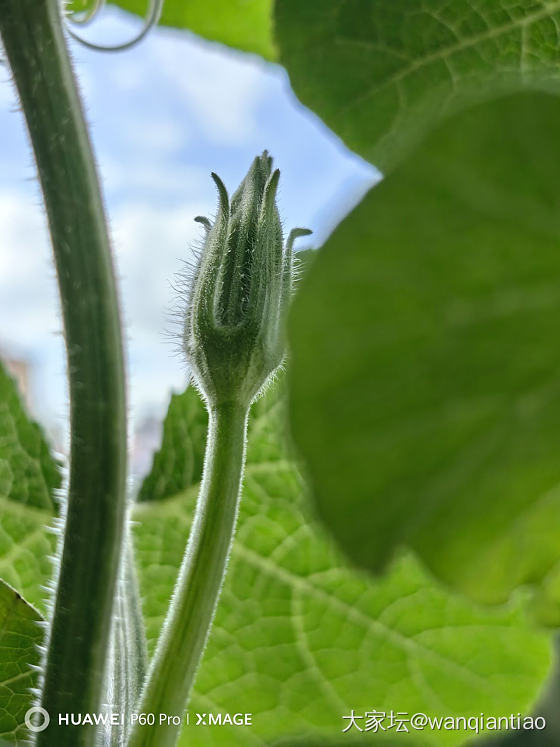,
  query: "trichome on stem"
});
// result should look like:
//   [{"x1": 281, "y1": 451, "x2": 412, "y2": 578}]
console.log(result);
[{"x1": 129, "y1": 153, "x2": 310, "y2": 746}]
